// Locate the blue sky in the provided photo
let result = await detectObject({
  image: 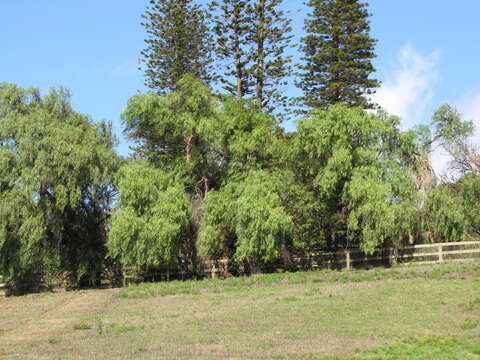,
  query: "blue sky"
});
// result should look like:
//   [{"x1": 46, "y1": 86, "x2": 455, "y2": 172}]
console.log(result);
[{"x1": 2, "y1": 0, "x2": 480, "y2": 171}]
